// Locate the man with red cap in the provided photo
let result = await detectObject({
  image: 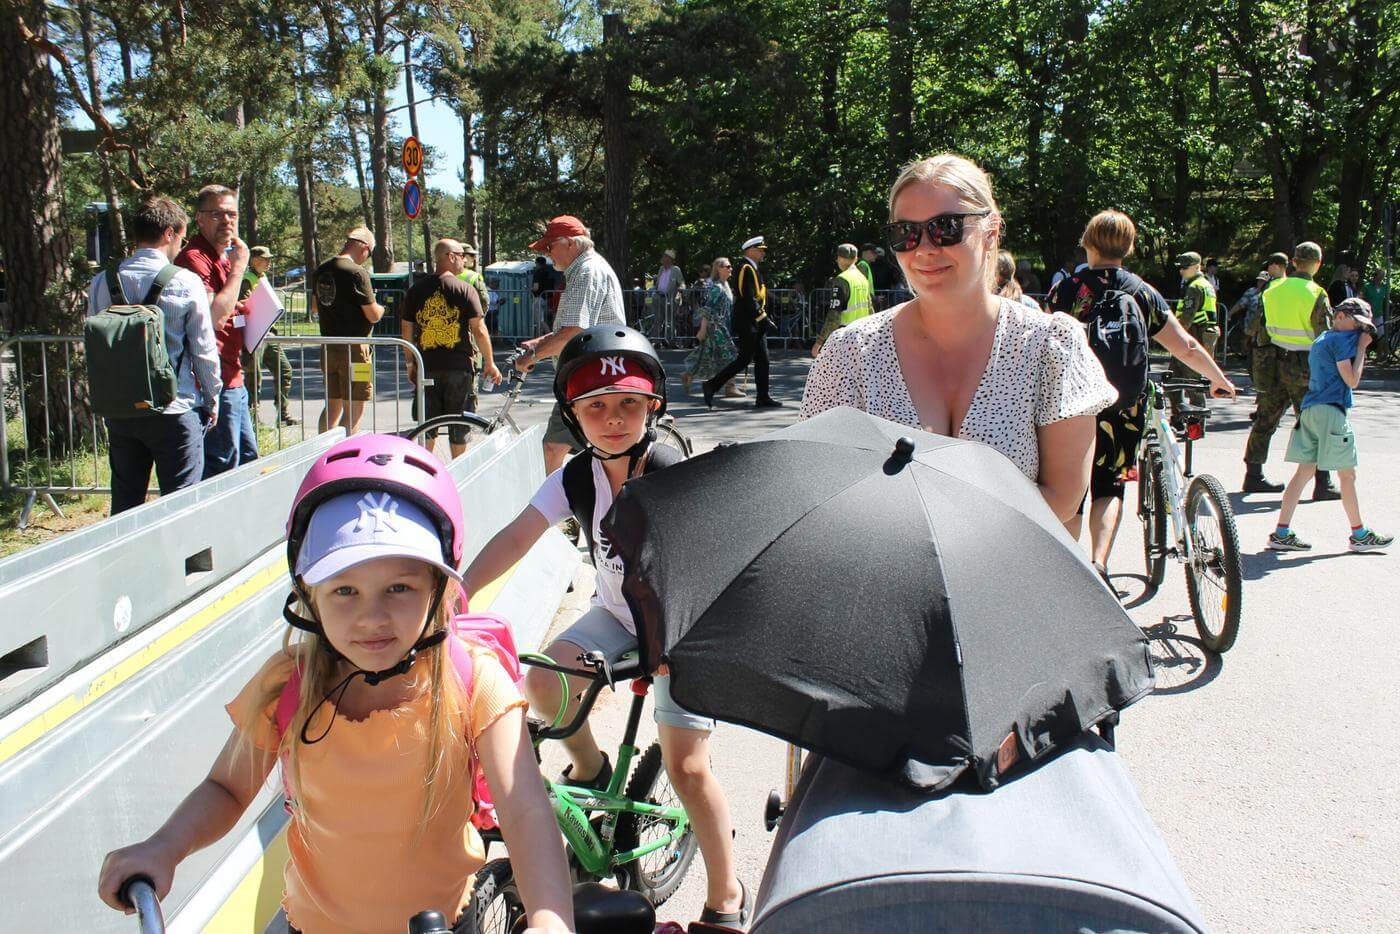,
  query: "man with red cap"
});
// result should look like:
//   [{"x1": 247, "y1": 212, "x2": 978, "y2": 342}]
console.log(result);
[{"x1": 516, "y1": 216, "x2": 627, "y2": 473}]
